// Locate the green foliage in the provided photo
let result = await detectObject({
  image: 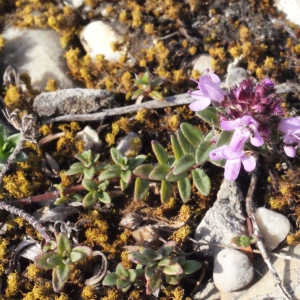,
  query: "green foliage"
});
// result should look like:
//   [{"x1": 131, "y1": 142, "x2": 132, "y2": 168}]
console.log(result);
[
  {"x1": 0, "y1": 124, "x2": 27, "y2": 169},
  {"x1": 34, "y1": 233, "x2": 92, "y2": 293},
  {"x1": 82, "y1": 179, "x2": 111, "y2": 207},
  {"x1": 132, "y1": 72, "x2": 164, "y2": 101},
  {"x1": 133, "y1": 123, "x2": 212, "y2": 203},
  {"x1": 128, "y1": 241, "x2": 202, "y2": 295},
  {"x1": 231, "y1": 235, "x2": 257, "y2": 248},
  {"x1": 98, "y1": 147, "x2": 146, "y2": 191},
  {"x1": 103, "y1": 263, "x2": 144, "y2": 292},
  {"x1": 65, "y1": 149, "x2": 108, "y2": 180}
]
